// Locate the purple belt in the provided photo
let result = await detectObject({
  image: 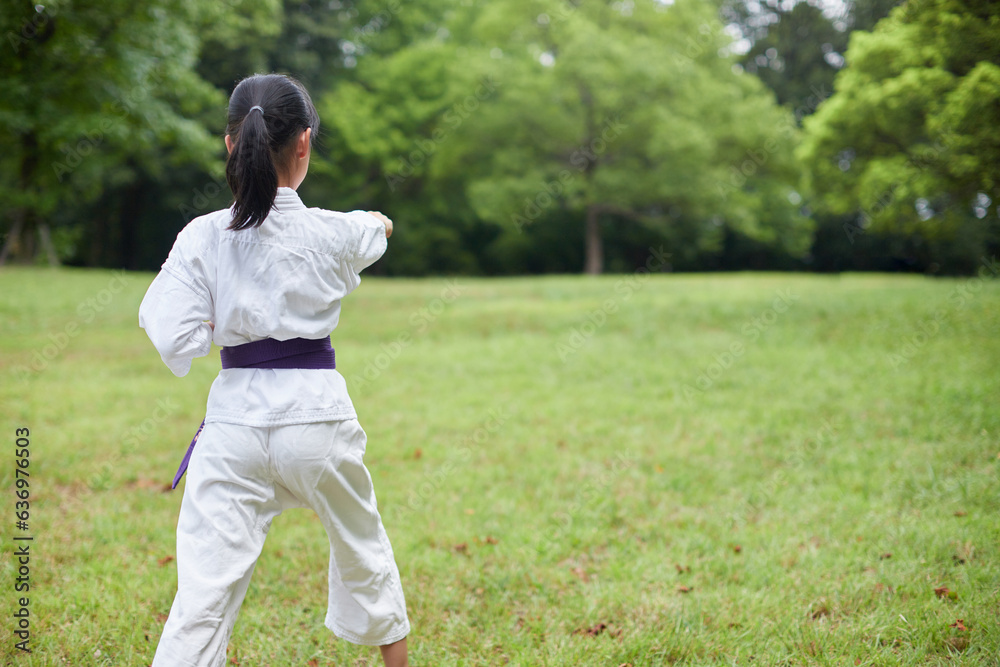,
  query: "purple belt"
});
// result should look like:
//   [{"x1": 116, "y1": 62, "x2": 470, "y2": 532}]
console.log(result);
[{"x1": 171, "y1": 336, "x2": 336, "y2": 489}]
